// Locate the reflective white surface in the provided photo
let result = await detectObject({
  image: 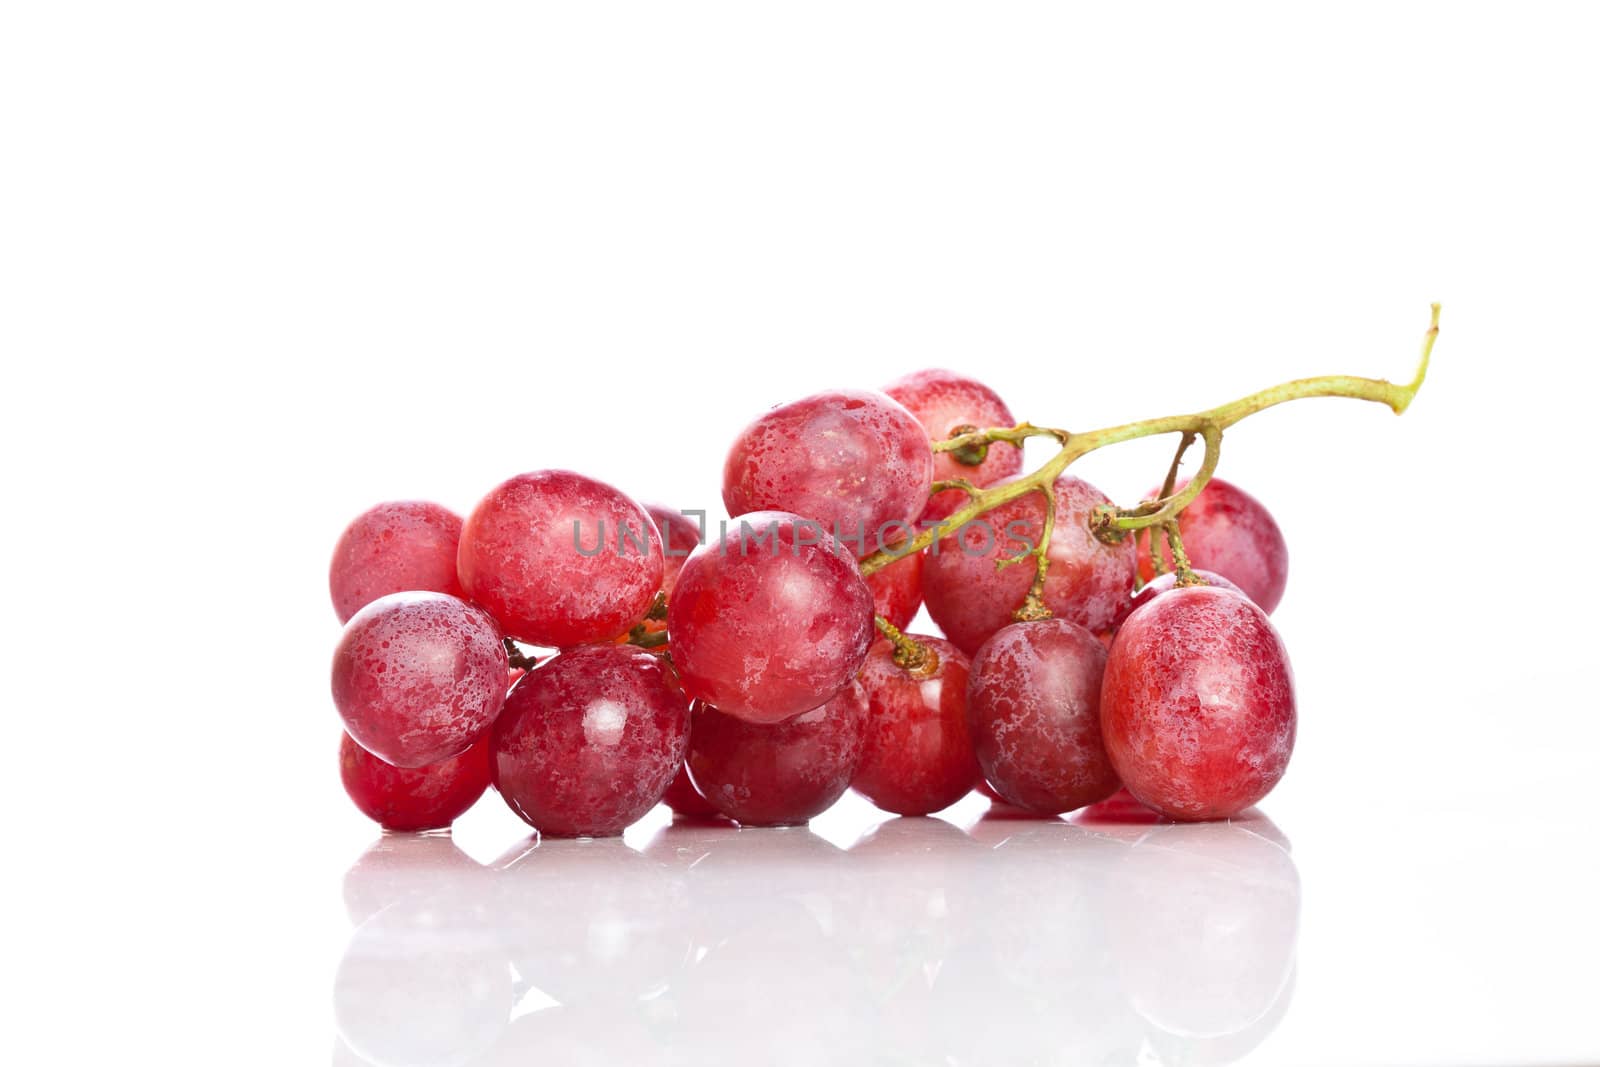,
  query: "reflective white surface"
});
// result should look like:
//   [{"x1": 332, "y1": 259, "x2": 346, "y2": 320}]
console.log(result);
[
  {"x1": 317, "y1": 771, "x2": 1600, "y2": 1067},
  {"x1": 333, "y1": 804, "x2": 1301, "y2": 1067}
]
